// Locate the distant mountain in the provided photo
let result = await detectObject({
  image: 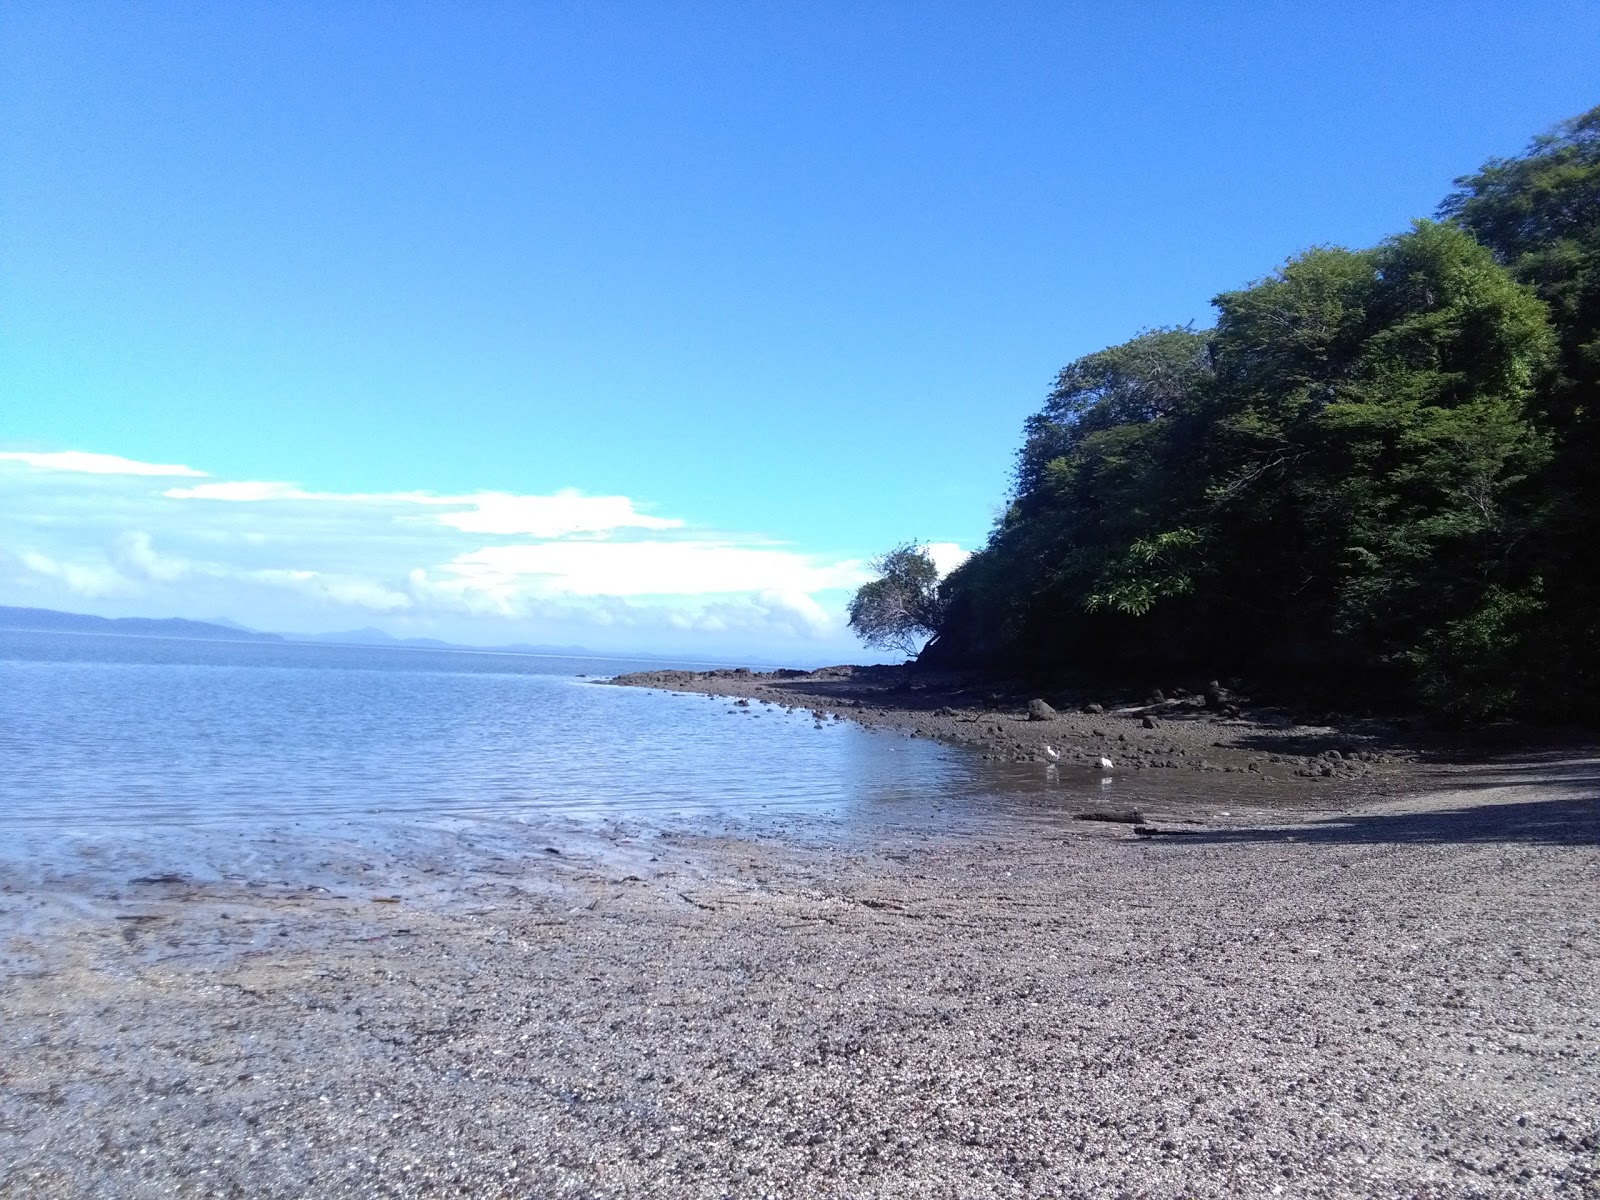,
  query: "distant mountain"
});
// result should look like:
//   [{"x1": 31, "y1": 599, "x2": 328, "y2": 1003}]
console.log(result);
[
  {"x1": 0, "y1": 605, "x2": 283, "y2": 643},
  {"x1": 0, "y1": 604, "x2": 804, "y2": 668}
]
